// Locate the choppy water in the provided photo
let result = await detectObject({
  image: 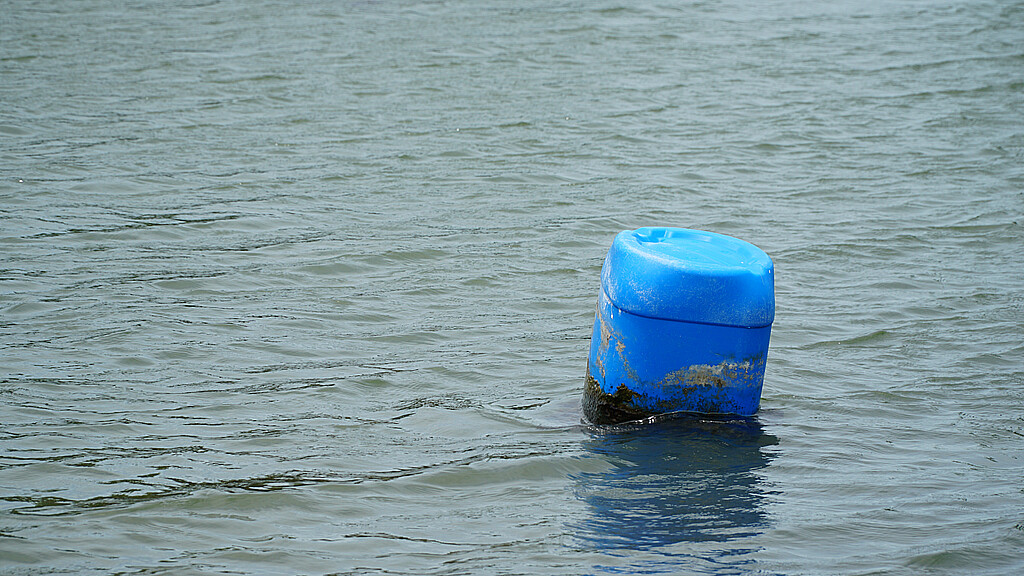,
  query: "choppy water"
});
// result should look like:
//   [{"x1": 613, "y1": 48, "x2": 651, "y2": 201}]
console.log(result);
[{"x1": 2, "y1": 1, "x2": 1023, "y2": 574}]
